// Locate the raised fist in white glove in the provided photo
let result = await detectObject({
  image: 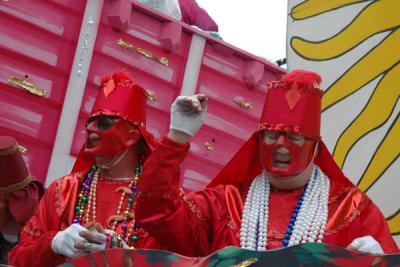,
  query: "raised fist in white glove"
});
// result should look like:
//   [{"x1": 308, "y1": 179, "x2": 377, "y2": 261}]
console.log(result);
[
  {"x1": 170, "y1": 94, "x2": 207, "y2": 137},
  {"x1": 347, "y1": 235, "x2": 384, "y2": 254}
]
